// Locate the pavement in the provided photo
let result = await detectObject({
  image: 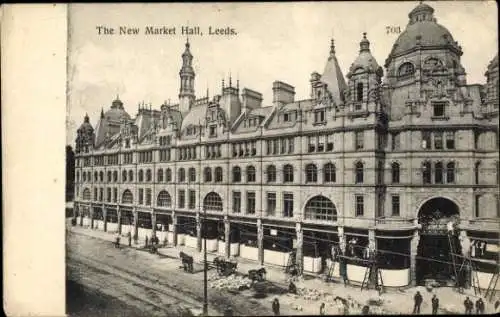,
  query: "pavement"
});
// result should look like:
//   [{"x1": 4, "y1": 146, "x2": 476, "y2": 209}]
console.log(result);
[{"x1": 69, "y1": 222, "x2": 500, "y2": 315}]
